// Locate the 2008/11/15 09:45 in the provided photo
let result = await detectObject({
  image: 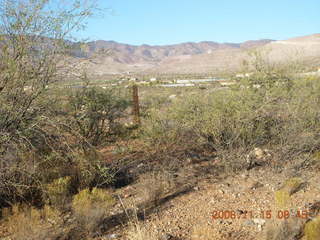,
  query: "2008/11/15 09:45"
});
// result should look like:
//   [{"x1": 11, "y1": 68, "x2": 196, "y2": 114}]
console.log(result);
[{"x1": 211, "y1": 210, "x2": 317, "y2": 220}]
